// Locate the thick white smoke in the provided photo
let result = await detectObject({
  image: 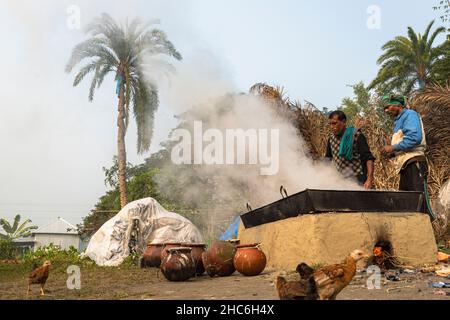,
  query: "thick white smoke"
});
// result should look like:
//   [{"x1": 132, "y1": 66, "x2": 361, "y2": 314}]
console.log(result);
[{"x1": 154, "y1": 58, "x2": 361, "y2": 233}]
